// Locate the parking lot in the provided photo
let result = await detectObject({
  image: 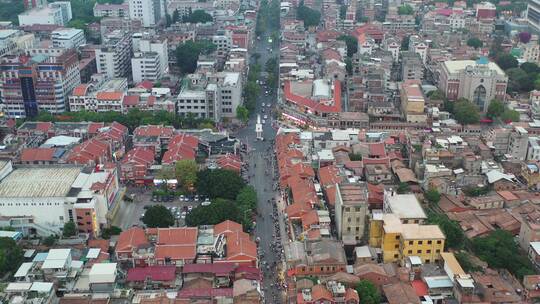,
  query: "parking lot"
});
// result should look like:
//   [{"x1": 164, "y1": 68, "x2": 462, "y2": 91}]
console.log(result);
[{"x1": 112, "y1": 187, "x2": 207, "y2": 229}]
